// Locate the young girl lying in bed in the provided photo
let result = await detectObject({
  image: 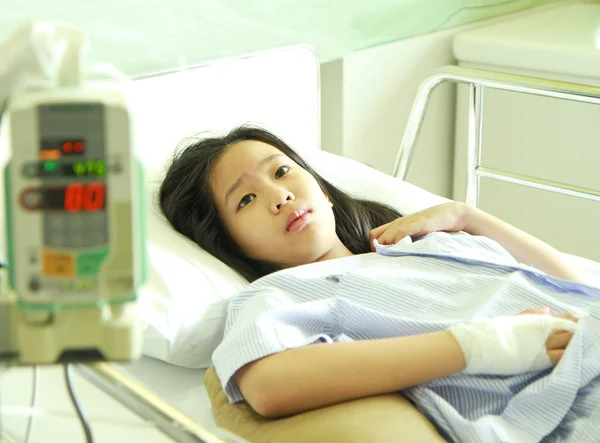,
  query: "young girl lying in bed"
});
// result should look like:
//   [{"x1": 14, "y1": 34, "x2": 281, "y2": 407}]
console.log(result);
[{"x1": 158, "y1": 126, "x2": 600, "y2": 442}]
